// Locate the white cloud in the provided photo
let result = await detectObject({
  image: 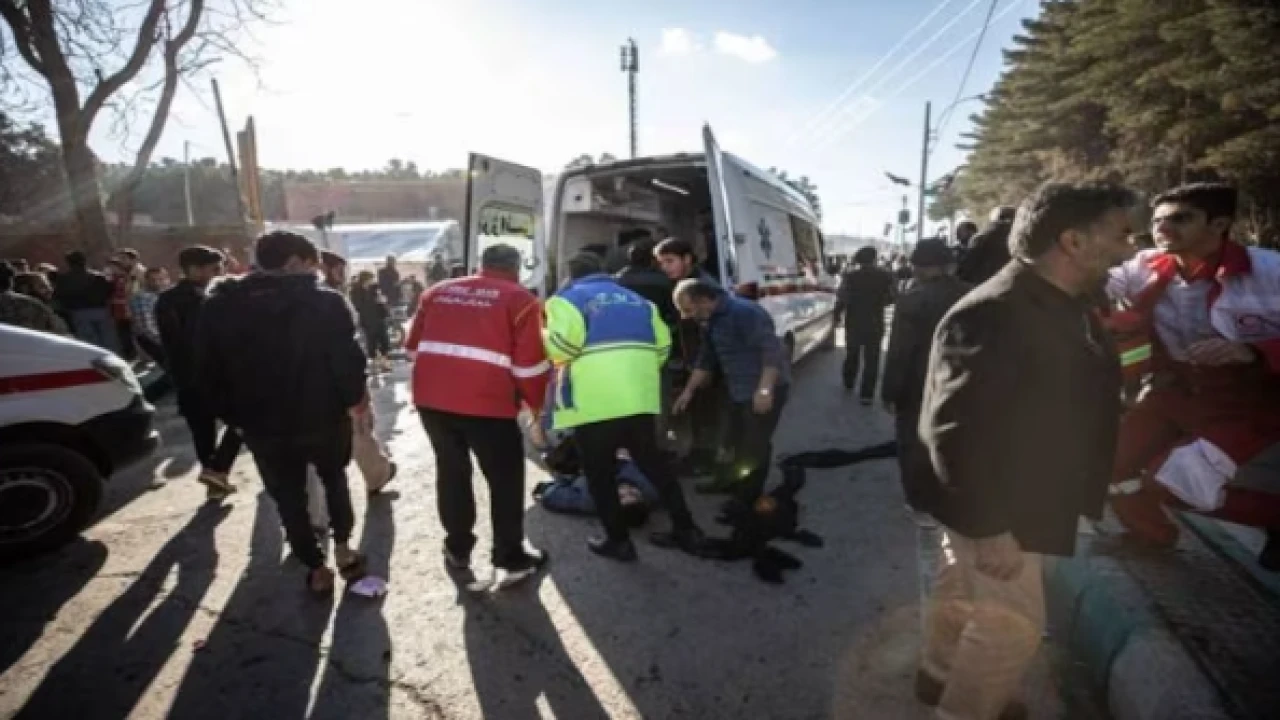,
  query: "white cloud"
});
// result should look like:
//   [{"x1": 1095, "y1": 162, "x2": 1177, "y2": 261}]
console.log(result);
[
  {"x1": 659, "y1": 28, "x2": 700, "y2": 57},
  {"x1": 713, "y1": 32, "x2": 778, "y2": 64}
]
